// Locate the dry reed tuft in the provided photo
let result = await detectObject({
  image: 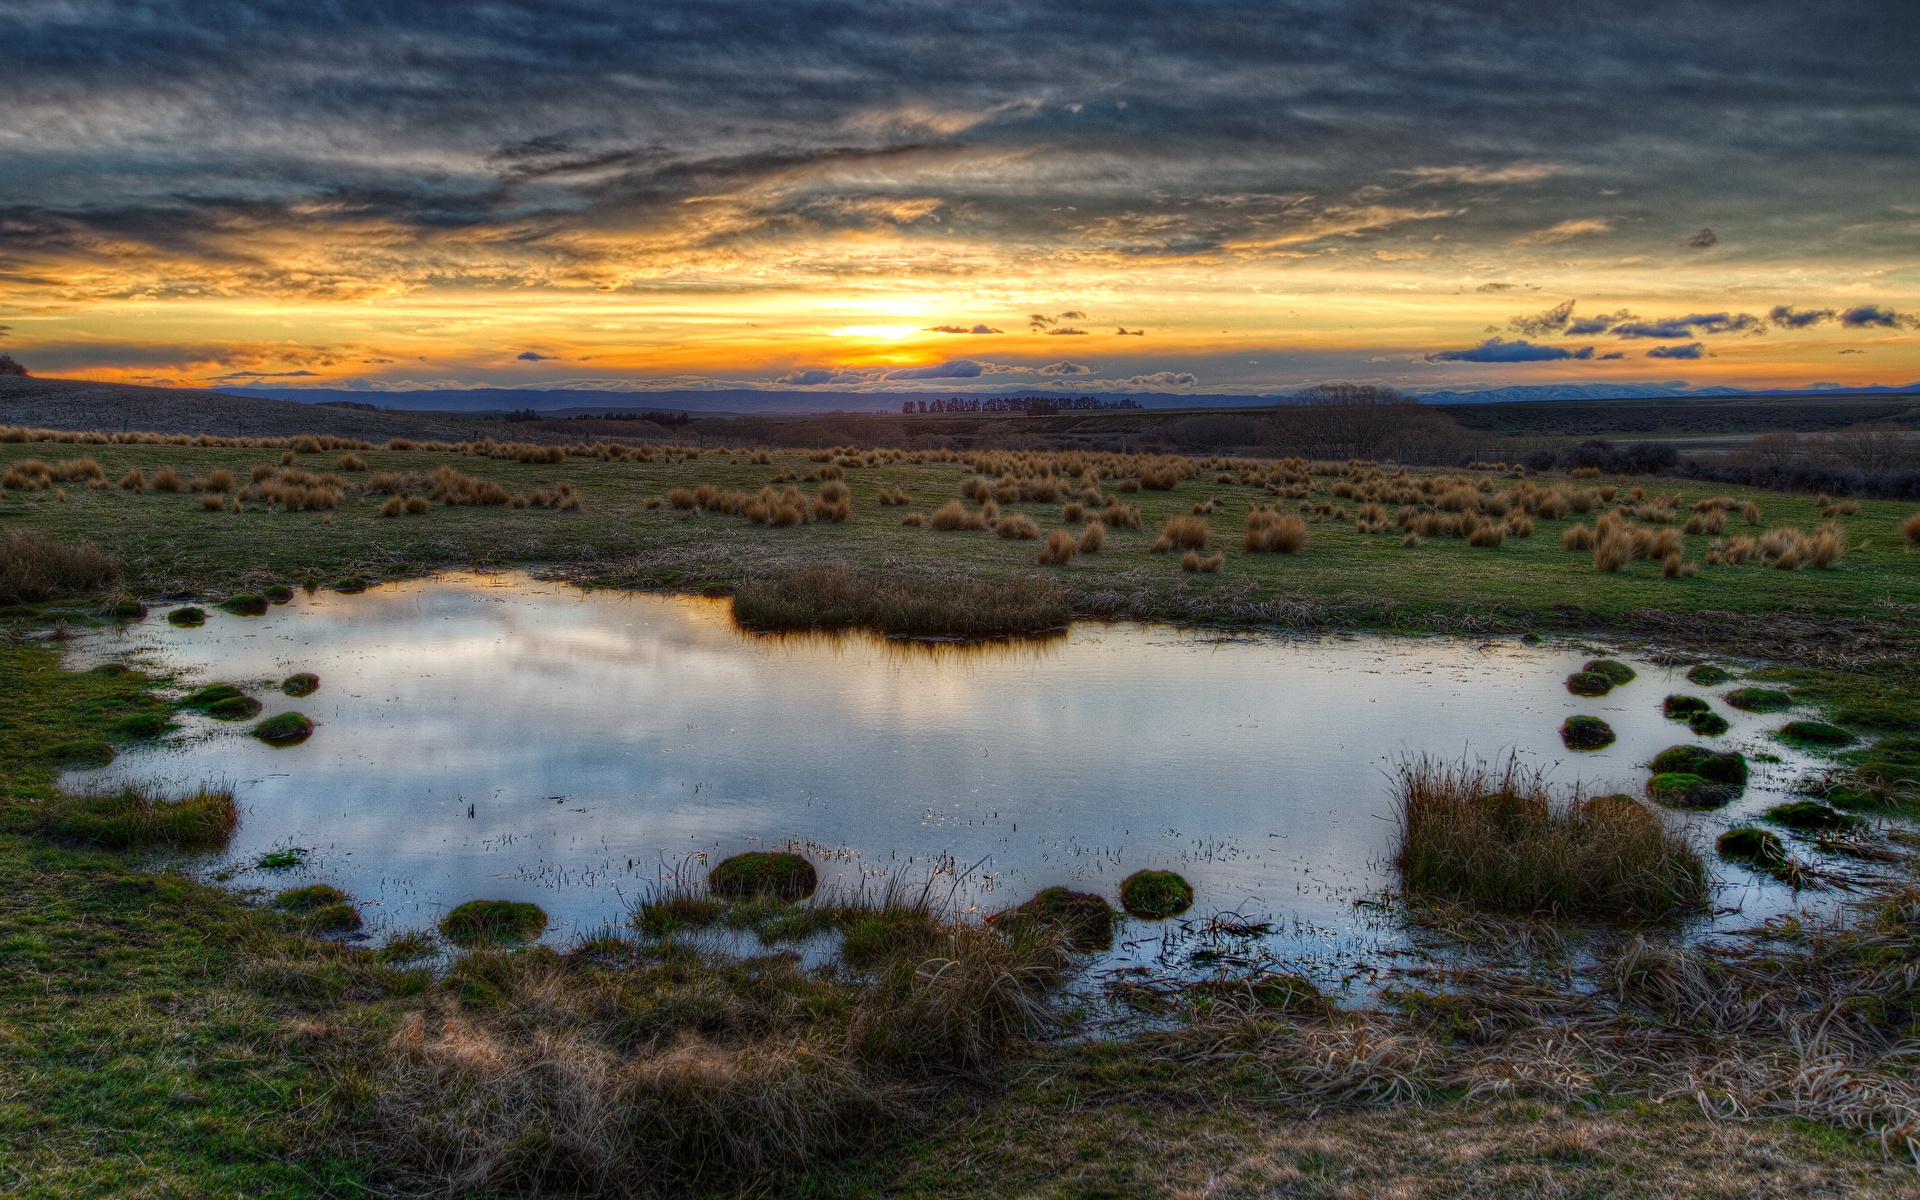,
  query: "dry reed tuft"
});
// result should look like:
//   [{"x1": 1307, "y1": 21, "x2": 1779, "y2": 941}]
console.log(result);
[
  {"x1": 899, "y1": 510, "x2": 923, "y2": 527},
  {"x1": 1562, "y1": 523, "x2": 1594, "y2": 550},
  {"x1": 1036, "y1": 529, "x2": 1076, "y2": 565},
  {"x1": 812, "y1": 480, "x2": 852, "y2": 522},
  {"x1": 1808, "y1": 524, "x2": 1844, "y2": 568},
  {"x1": 1394, "y1": 757, "x2": 1707, "y2": 919},
  {"x1": 151, "y1": 466, "x2": 182, "y2": 492},
  {"x1": 1062, "y1": 501, "x2": 1084, "y2": 523},
  {"x1": 35, "y1": 784, "x2": 238, "y2": 850},
  {"x1": 1076, "y1": 521, "x2": 1105, "y2": 553},
  {"x1": 1180, "y1": 550, "x2": 1224, "y2": 572},
  {"x1": 995, "y1": 513, "x2": 1039, "y2": 540},
  {"x1": 1466, "y1": 519, "x2": 1505, "y2": 548},
  {"x1": 1593, "y1": 531, "x2": 1631, "y2": 571},
  {"x1": 732, "y1": 562, "x2": 1069, "y2": 636},
  {"x1": 1097, "y1": 503, "x2": 1142, "y2": 530},
  {"x1": 1150, "y1": 515, "x2": 1209, "y2": 553},
  {"x1": 1244, "y1": 509, "x2": 1308, "y2": 553},
  {"x1": 117, "y1": 467, "x2": 145, "y2": 491},
  {"x1": 0, "y1": 531, "x2": 120, "y2": 604}
]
